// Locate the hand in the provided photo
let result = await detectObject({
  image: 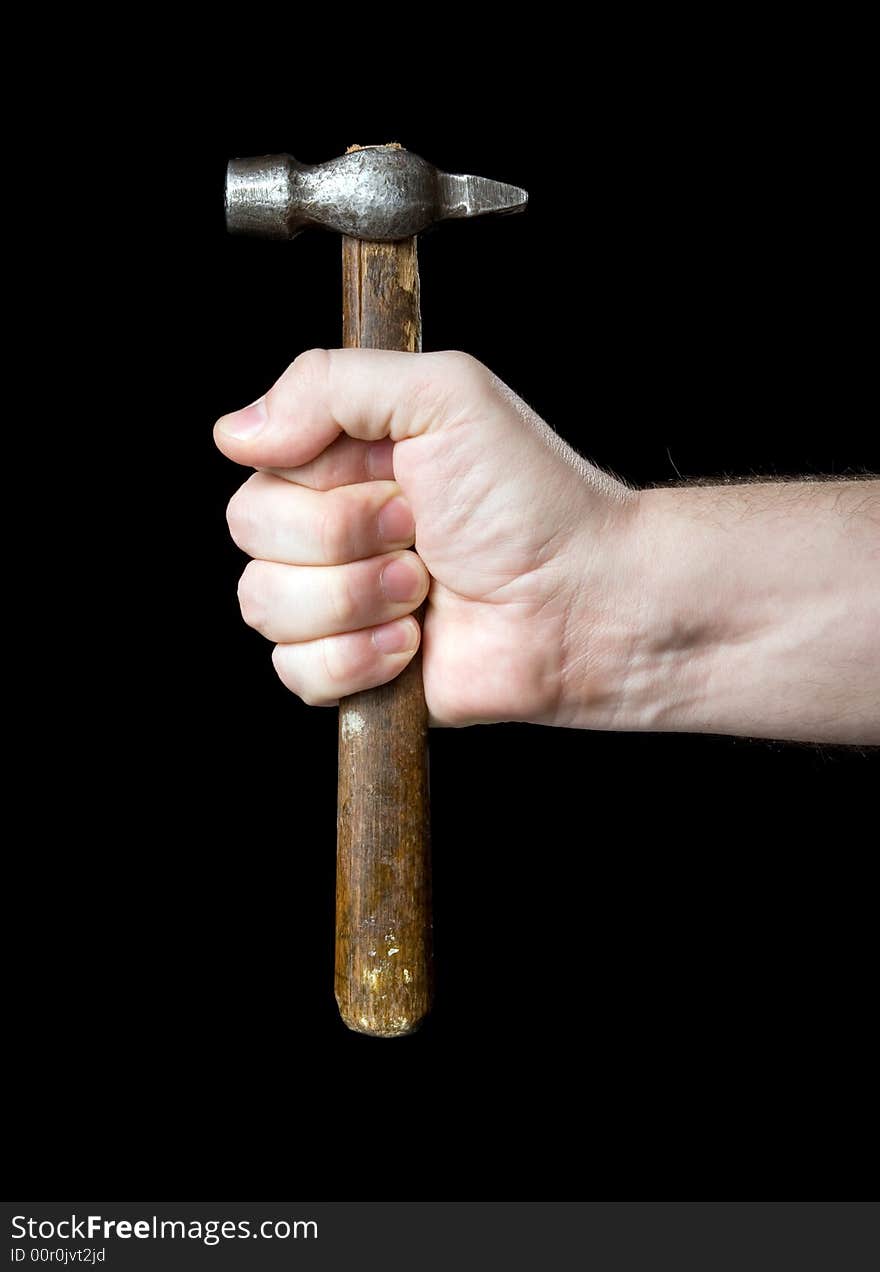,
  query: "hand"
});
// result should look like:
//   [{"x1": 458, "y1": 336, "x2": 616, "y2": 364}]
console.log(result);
[{"x1": 214, "y1": 349, "x2": 638, "y2": 727}]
